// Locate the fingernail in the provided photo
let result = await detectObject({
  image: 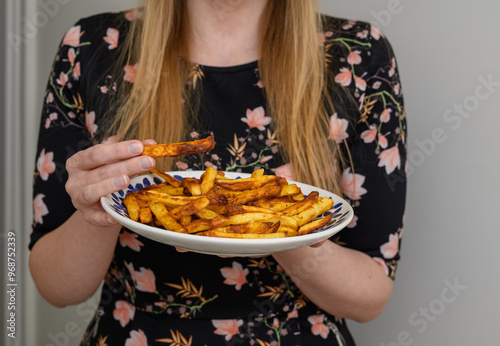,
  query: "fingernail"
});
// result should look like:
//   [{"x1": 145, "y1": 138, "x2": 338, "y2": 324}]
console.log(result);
[
  {"x1": 128, "y1": 142, "x2": 143, "y2": 155},
  {"x1": 107, "y1": 217, "x2": 117, "y2": 225},
  {"x1": 113, "y1": 176, "x2": 128, "y2": 188},
  {"x1": 140, "y1": 157, "x2": 155, "y2": 170}
]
